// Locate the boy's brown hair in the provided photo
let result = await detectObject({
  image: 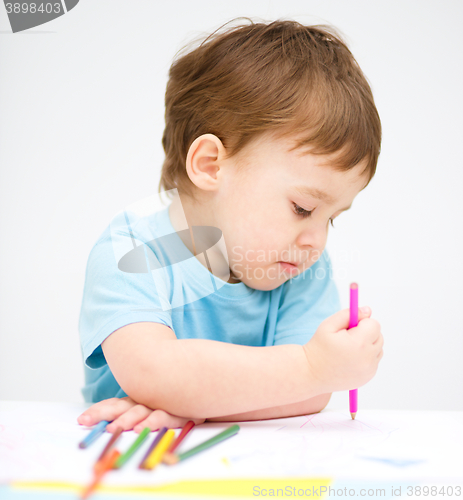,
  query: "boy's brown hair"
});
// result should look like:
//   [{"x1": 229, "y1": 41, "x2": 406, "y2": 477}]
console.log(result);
[{"x1": 159, "y1": 18, "x2": 381, "y2": 200}]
